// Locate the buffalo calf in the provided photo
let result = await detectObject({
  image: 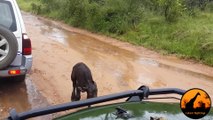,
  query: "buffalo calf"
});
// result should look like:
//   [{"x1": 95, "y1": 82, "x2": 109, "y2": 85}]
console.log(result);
[{"x1": 71, "y1": 62, "x2": 97, "y2": 101}]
